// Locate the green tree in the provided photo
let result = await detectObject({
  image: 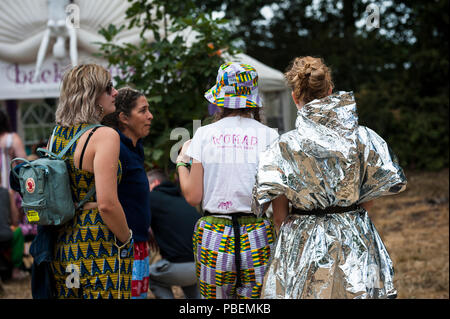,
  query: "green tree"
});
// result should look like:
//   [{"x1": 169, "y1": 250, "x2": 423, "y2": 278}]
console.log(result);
[
  {"x1": 98, "y1": 0, "x2": 239, "y2": 172},
  {"x1": 99, "y1": 0, "x2": 448, "y2": 170},
  {"x1": 357, "y1": 0, "x2": 449, "y2": 170},
  {"x1": 200, "y1": 0, "x2": 448, "y2": 170}
]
